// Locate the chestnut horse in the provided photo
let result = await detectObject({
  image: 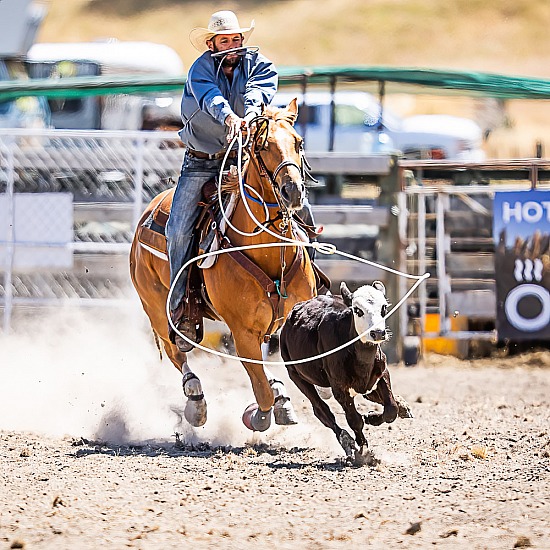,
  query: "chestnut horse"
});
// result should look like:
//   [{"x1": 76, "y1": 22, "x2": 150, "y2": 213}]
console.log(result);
[{"x1": 129, "y1": 99, "x2": 317, "y2": 432}]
